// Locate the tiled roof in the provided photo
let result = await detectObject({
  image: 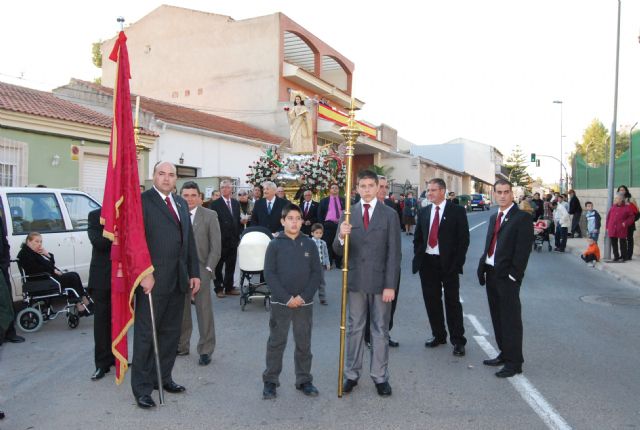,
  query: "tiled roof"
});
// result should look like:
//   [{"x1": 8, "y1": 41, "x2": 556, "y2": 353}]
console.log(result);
[
  {"x1": 0, "y1": 80, "x2": 156, "y2": 136},
  {"x1": 0, "y1": 80, "x2": 113, "y2": 129},
  {"x1": 72, "y1": 79, "x2": 284, "y2": 144}
]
